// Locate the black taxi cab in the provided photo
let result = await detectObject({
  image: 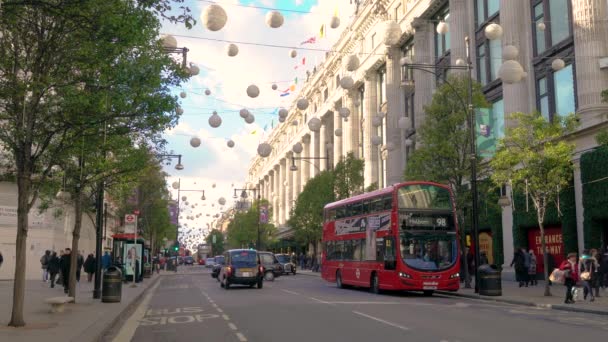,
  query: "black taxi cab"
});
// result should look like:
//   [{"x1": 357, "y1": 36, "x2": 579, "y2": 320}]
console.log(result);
[{"x1": 219, "y1": 249, "x2": 264, "y2": 289}]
